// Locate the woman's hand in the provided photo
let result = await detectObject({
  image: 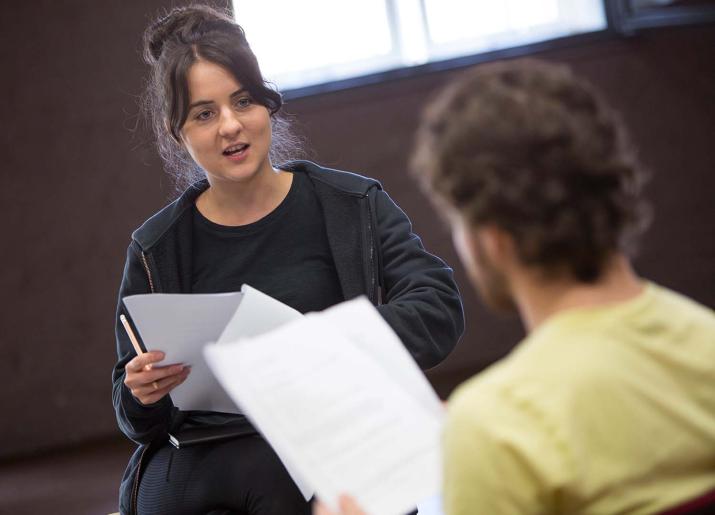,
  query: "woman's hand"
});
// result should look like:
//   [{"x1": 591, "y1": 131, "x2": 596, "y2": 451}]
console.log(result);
[
  {"x1": 314, "y1": 495, "x2": 367, "y2": 515},
  {"x1": 123, "y1": 351, "x2": 190, "y2": 405}
]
